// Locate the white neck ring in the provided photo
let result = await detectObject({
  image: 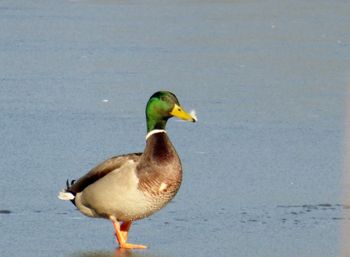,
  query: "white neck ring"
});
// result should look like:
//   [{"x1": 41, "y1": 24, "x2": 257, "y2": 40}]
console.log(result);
[{"x1": 145, "y1": 129, "x2": 167, "y2": 140}]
